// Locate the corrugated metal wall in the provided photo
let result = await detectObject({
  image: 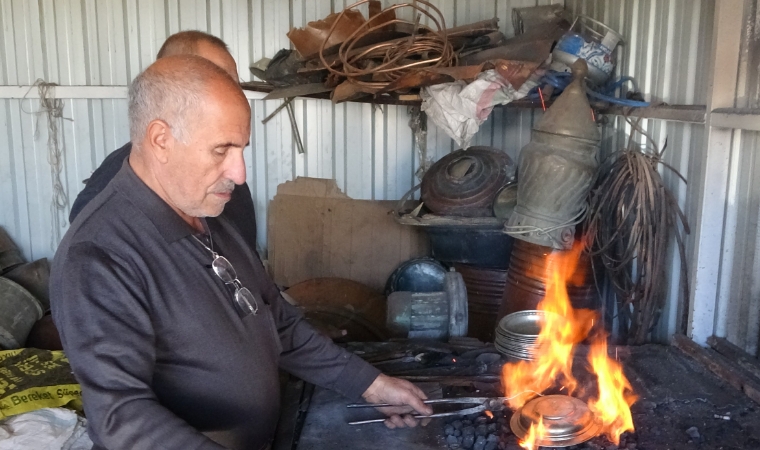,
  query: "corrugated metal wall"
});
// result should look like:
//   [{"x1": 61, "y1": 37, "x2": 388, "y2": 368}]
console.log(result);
[
  {"x1": 708, "y1": 0, "x2": 760, "y2": 356},
  {"x1": 0, "y1": 0, "x2": 720, "y2": 344},
  {"x1": 0, "y1": 0, "x2": 544, "y2": 261},
  {"x1": 566, "y1": 0, "x2": 714, "y2": 342}
]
